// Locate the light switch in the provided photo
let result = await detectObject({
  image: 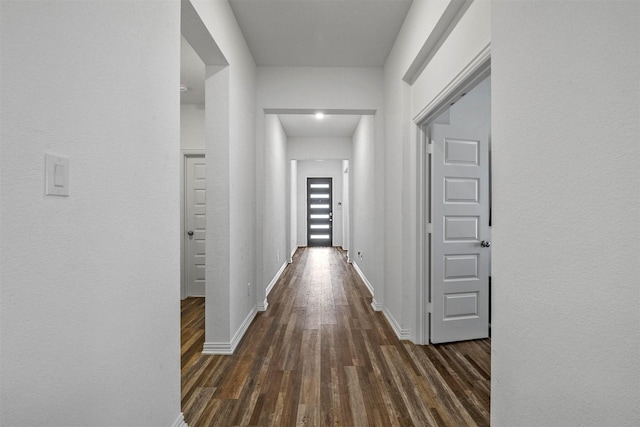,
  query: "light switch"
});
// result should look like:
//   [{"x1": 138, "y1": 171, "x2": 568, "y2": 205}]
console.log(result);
[
  {"x1": 54, "y1": 164, "x2": 65, "y2": 187},
  {"x1": 46, "y1": 153, "x2": 69, "y2": 196}
]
